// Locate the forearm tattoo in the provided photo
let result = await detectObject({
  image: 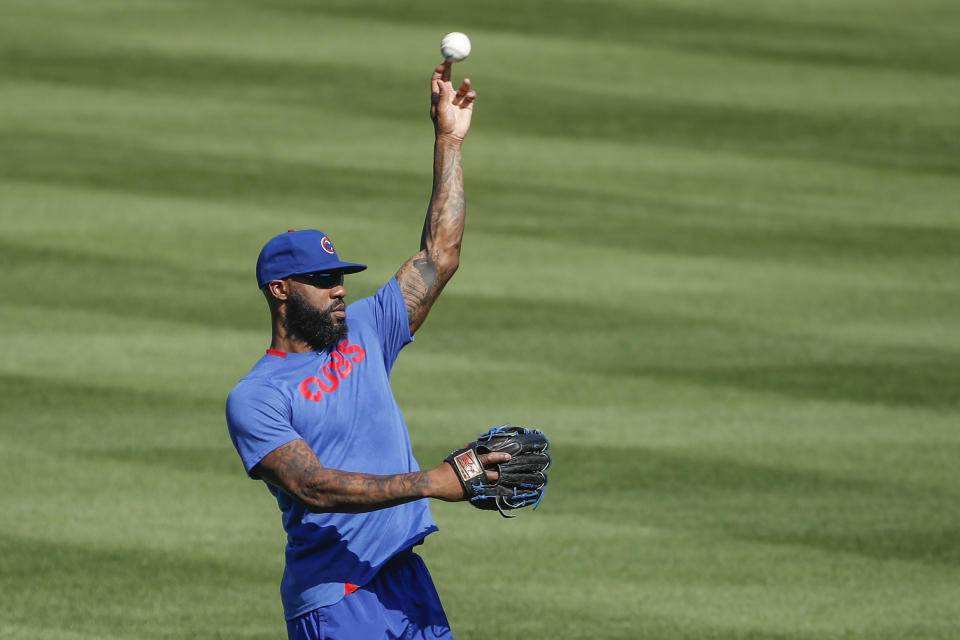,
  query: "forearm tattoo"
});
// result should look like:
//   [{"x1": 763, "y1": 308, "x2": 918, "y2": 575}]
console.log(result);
[
  {"x1": 423, "y1": 140, "x2": 465, "y2": 251},
  {"x1": 397, "y1": 139, "x2": 465, "y2": 332},
  {"x1": 306, "y1": 469, "x2": 432, "y2": 513},
  {"x1": 256, "y1": 439, "x2": 433, "y2": 513}
]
